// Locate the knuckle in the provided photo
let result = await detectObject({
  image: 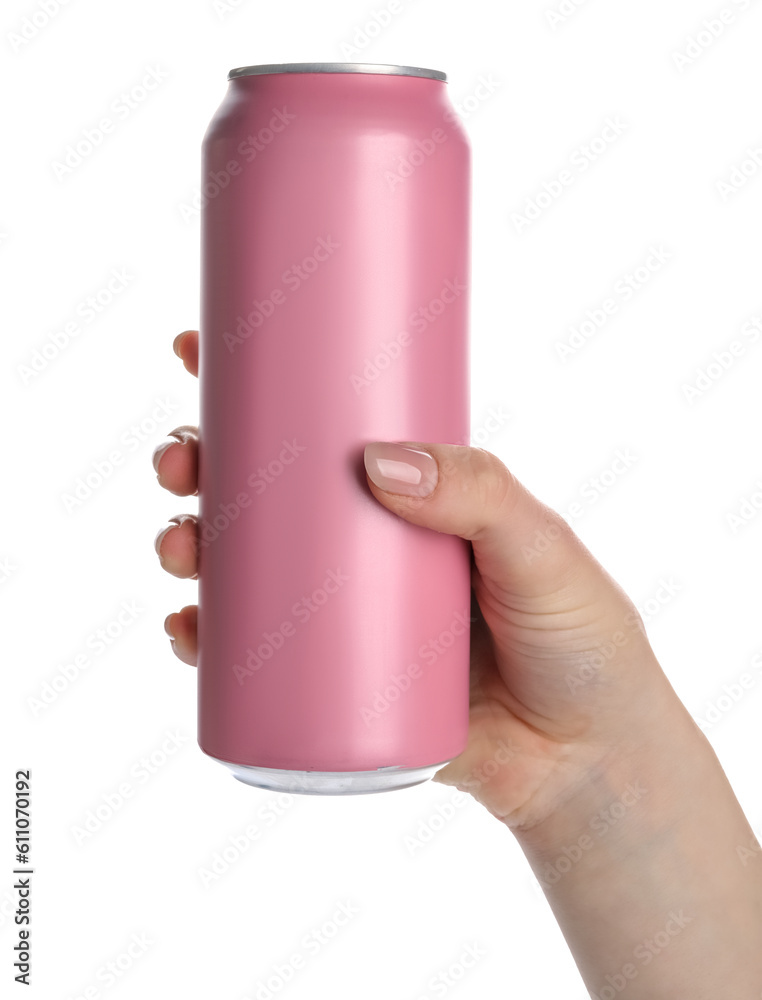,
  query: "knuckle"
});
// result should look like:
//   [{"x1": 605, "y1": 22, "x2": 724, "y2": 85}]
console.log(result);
[{"x1": 467, "y1": 447, "x2": 516, "y2": 519}]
